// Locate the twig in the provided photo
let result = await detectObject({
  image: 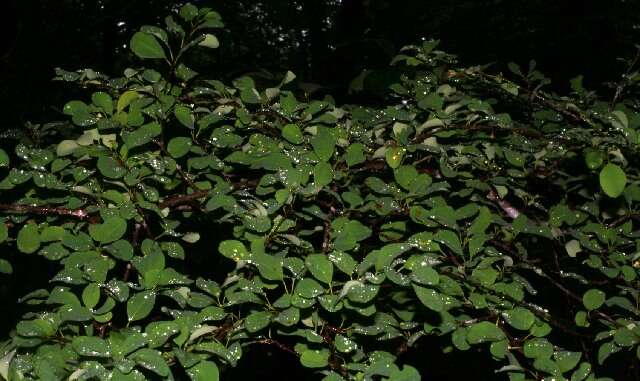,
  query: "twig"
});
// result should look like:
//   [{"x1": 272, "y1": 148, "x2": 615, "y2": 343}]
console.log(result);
[
  {"x1": 0, "y1": 203, "x2": 90, "y2": 219},
  {"x1": 607, "y1": 213, "x2": 640, "y2": 228},
  {"x1": 154, "y1": 139, "x2": 202, "y2": 191},
  {"x1": 158, "y1": 190, "x2": 209, "y2": 209},
  {"x1": 487, "y1": 189, "x2": 520, "y2": 219},
  {"x1": 610, "y1": 46, "x2": 640, "y2": 111},
  {"x1": 253, "y1": 339, "x2": 298, "y2": 356}
]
